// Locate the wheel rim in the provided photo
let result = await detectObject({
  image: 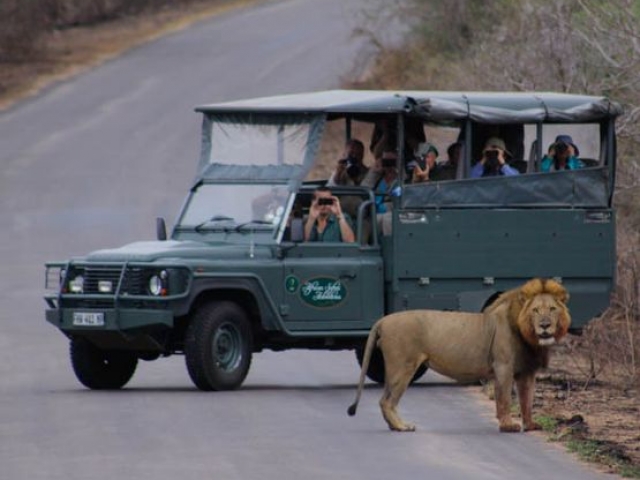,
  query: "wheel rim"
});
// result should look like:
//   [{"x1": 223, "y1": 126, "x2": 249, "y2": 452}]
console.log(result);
[{"x1": 212, "y1": 322, "x2": 243, "y2": 372}]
